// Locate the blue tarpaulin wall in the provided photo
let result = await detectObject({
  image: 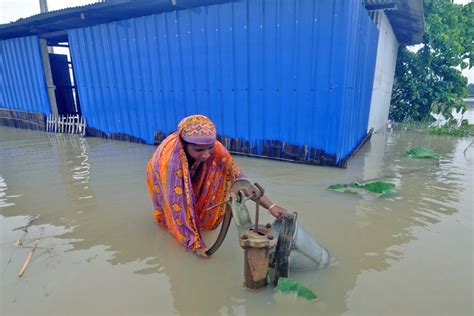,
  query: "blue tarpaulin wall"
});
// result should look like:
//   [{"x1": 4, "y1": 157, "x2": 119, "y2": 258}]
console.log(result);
[{"x1": 69, "y1": 0, "x2": 378, "y2": 165}]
